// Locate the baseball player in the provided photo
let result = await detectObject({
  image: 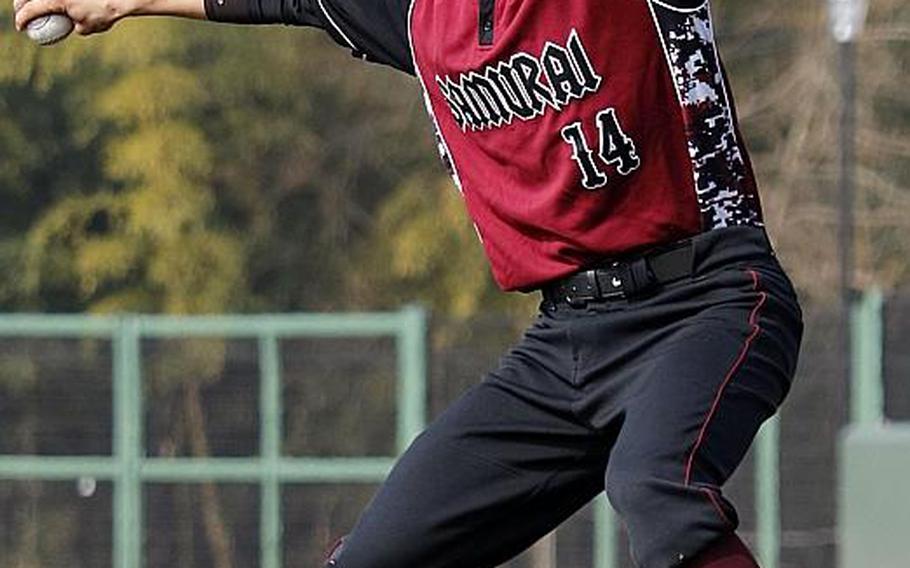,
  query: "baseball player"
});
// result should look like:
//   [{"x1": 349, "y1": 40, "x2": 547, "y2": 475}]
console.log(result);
[{"x1": 14, "y1": 0, "x2": 804, "y2": 566}]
